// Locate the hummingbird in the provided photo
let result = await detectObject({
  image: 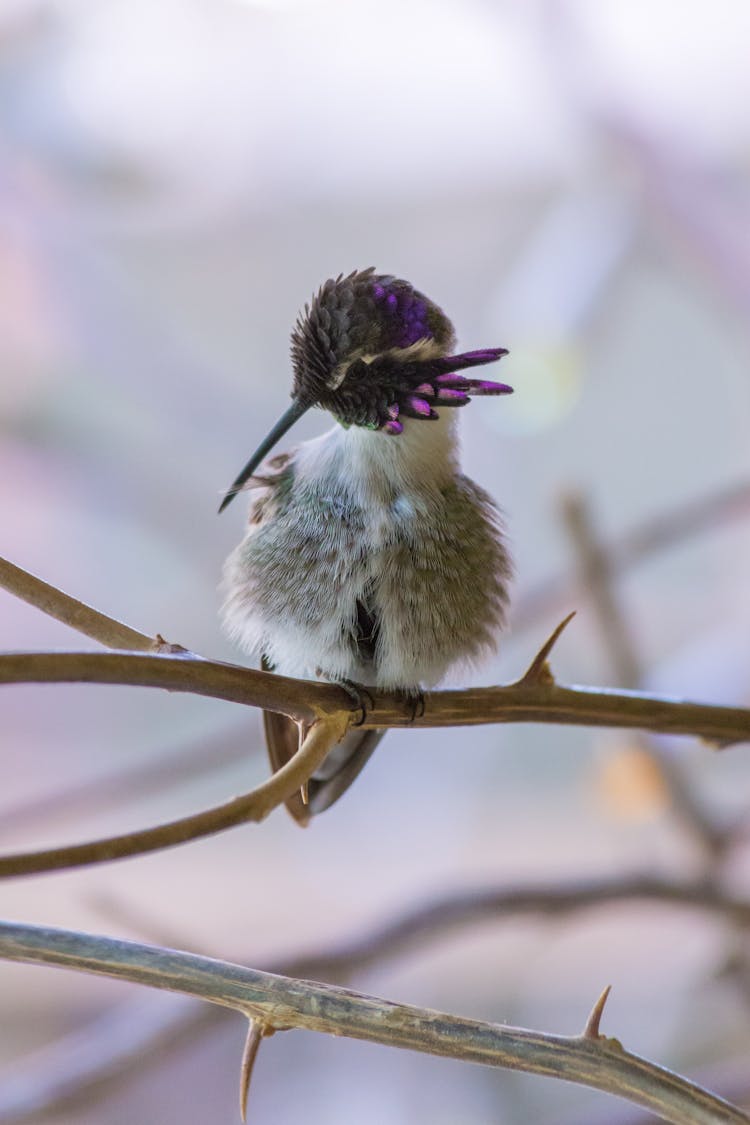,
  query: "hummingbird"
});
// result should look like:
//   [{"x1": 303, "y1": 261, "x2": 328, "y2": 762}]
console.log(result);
[{"x1": 220, "y1": 268, "x2": 513, "y2": 824}]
